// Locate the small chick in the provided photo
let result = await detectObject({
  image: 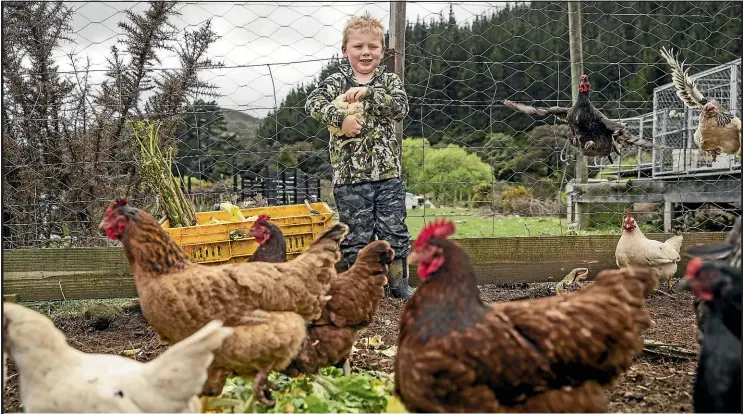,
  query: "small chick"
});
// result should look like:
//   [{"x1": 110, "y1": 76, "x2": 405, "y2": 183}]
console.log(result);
[
  {"x1": 3, "y1": 303, "x2": 233, "y2": 413},
  {"x1": 327, "y1": 94, "x2": 365, "y2": 137}
]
